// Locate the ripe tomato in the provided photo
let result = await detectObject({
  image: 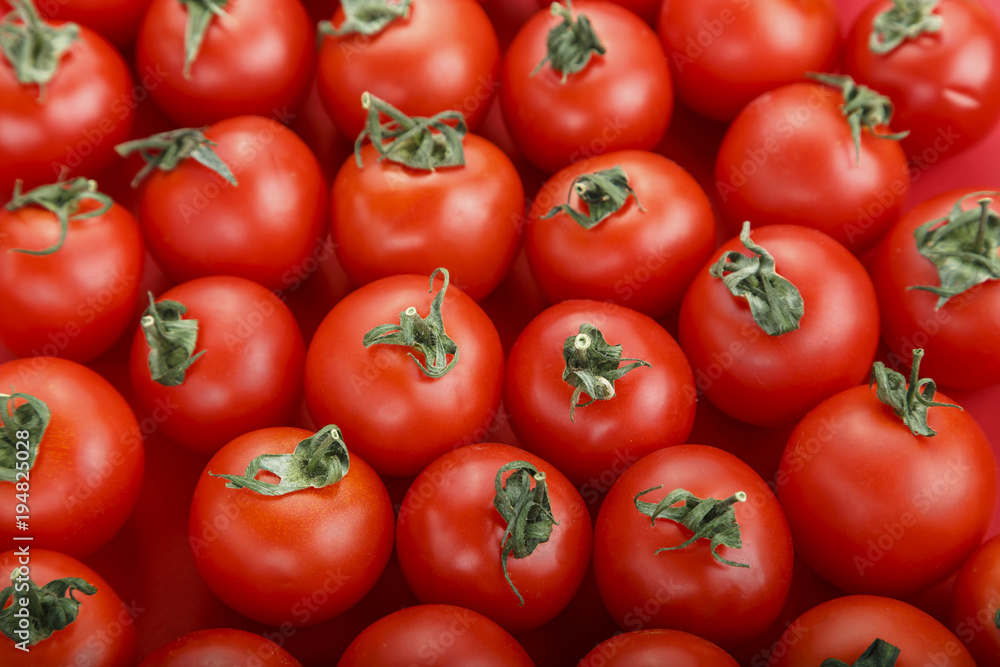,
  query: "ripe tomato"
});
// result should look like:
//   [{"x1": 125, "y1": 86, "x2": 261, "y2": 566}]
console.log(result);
[
  {"x1": 2, "y1": 0, "x2": 153, "y2": 48},
  {"x1": 871, "y1": 188, "x2": 1000, "y2": 389},
  {"x1": 593, "y1": 445, "x2": 794, "y2": 650},
  {"x1": 122, "y1": 116, "x2": 328, "y2": 292},
  {"x1": 844, "y1": 0, "x2": 1000, "y2": 158},
  {"x1": 501, "y1": 0, "x2": 672, "y2": 174},
  {"x1": 135, "y1": 0, "x2": 313, "y2": 126},
  {"x1": 504, "y1": 299, "x2": 696, "y2": 490},
  {"x1": 337, "y1": 604, "x2": 534, "y2": 667},
  {"x1": 396, "y1": 443, "x2": 592, "y2": 633},
  {"x1": 317, "y1": 0, "x2": 500, "y2": 139},
  {"x1": 332, "y1": 115, "x2": 523, "y2": 302},
  {"x1": 714, "y1": 79, "x2": 910, "y2": 254},
  {"x1": 777, "y1": 354, "x2": 997, "y2": 598},
  {"x1": 0, "y1": 3, "x2": 133, "y2": 196},
  {"x1": 189, "y1": 426, "x2": 394, "y2": 627},
  {"x1": 305, "y1": 270, "x2": 504, "y2": 477},
  {"x1": 951, "y1": 535, "x2": 1000, "y2": 665},
  {"x1": 139, "y1": 628, "x2": 302, "y2": 666},
  {"x1": 678, "y1": 224, "x2": 880, "y2": 427},
  {"x1": 772, "y1": 595, "x2": 975, "y2": 667},
  {"x1": 0, "y1": 549, "x2": 136, "y2": 666},
  {"x1": 525, "y1": 150, "x2": 715, "y2": 318},
  {"x1": 128, "y1": 276, "x2": 305, "y2": 456},
  {"x1": 658, "y1": 0, "x2": 840, "y2": 122},
  {"x1": 0, "y1": 357, "x2": 142, "y2": 557},
  {"x1": 0, "y1": 179, "x2": 144, "y2": 362},
  {"x1": 579, "y1": 629, "x2": 739, "y2": 666}
]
